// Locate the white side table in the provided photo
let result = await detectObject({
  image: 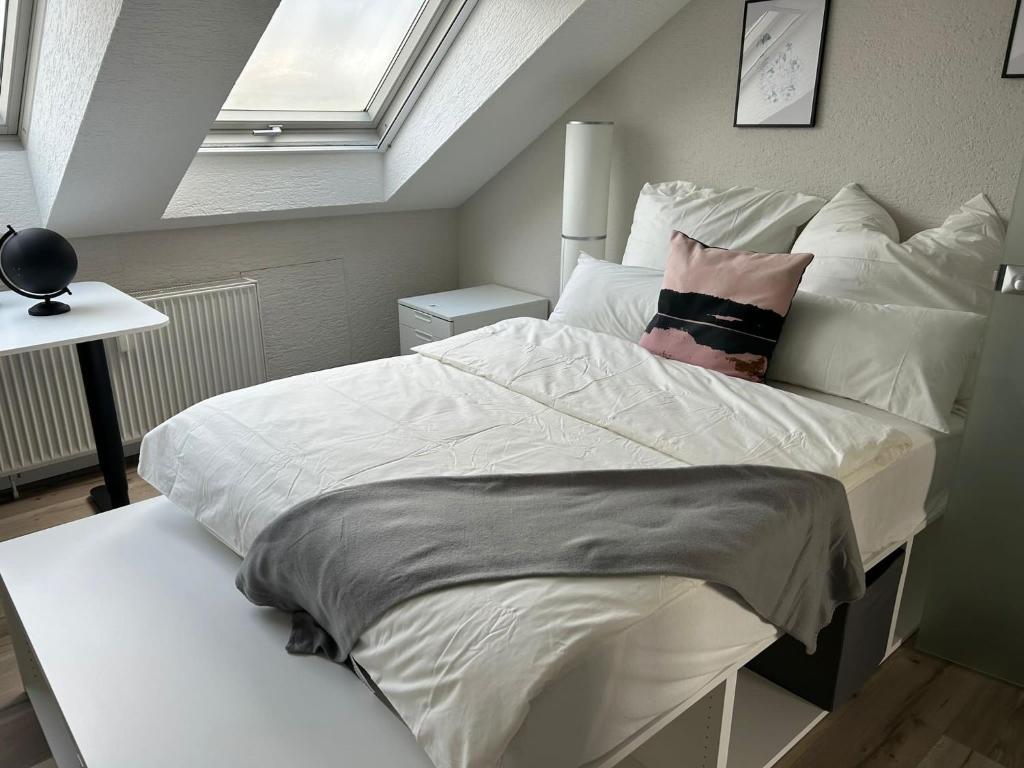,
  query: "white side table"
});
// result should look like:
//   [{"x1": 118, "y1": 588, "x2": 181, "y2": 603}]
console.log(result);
[
  {"x1": 0, "y1": 282, "x2": 168, "y2": 510},
  {"x1": 398, "y1": 284, "x2": 548, "y2": 354}
]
